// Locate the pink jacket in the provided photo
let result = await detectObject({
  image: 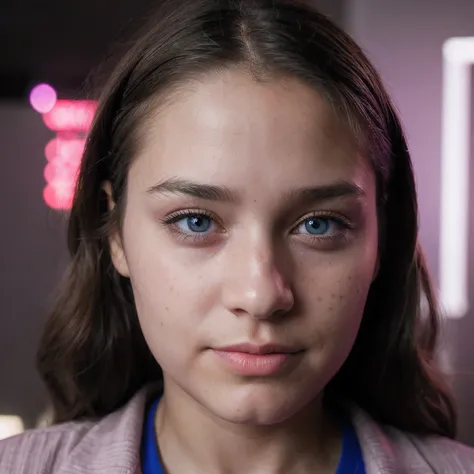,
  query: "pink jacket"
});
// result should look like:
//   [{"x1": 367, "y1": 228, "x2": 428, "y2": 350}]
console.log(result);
[{"x1": 1, "y1": 385, "x2": 474, "y2": 473}]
